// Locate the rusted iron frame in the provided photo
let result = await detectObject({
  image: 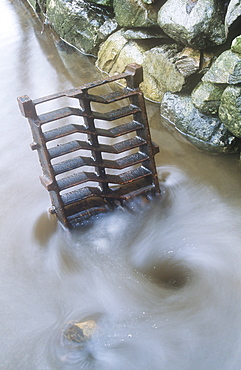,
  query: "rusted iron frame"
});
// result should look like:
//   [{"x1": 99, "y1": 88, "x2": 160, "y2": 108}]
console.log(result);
[{"x1": 17, "y1": 63, "x2": 160, "y2": 228}]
